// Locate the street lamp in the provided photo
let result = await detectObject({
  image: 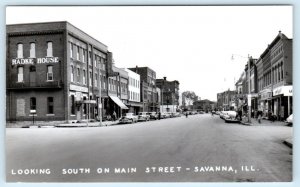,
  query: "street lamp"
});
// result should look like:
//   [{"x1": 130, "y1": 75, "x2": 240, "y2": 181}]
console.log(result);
[{"x1": 232, "y1": 54, "x2": 252, "y2": 124}]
